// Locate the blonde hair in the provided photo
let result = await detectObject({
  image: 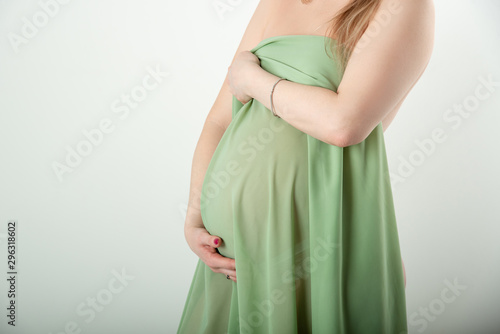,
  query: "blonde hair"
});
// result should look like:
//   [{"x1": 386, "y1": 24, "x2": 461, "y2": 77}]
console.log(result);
[{"x1": 301, "y1": 0, "x2": 382, "y2": 73}]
